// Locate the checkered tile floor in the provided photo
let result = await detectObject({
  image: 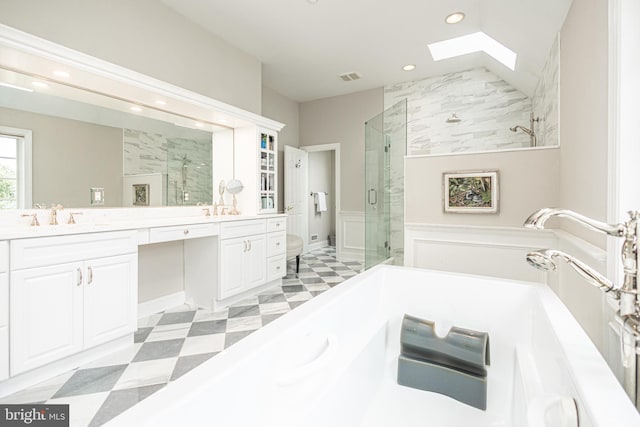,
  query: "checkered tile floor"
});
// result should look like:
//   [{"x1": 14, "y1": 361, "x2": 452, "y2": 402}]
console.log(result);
[{"x1": 0, "y1": 246, "x2": 362, "y2": 426}]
